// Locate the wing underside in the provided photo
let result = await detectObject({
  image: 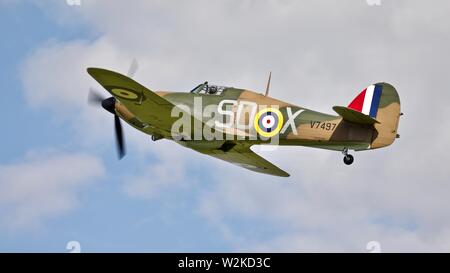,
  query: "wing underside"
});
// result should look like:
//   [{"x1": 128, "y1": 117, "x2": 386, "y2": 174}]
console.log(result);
[{"x1": 190, "y1": 143, "x2": 290, "y2": 177}]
